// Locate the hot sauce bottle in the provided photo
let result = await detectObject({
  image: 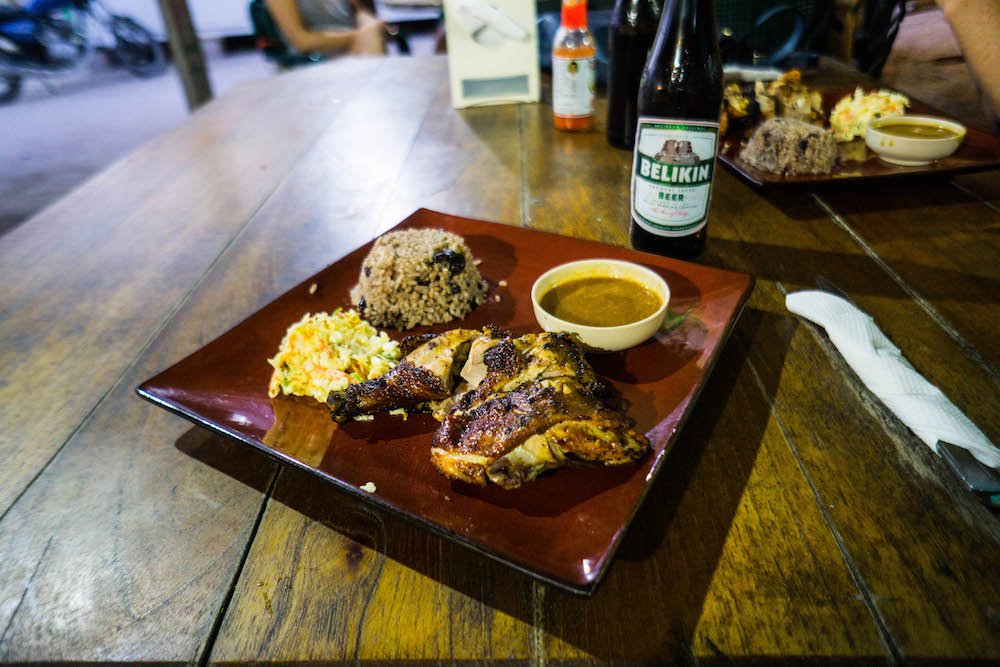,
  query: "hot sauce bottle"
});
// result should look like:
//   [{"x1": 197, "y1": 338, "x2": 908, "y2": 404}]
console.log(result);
[{"x1": 552, "y1": 0, "x2": 596, "y2": 131}]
